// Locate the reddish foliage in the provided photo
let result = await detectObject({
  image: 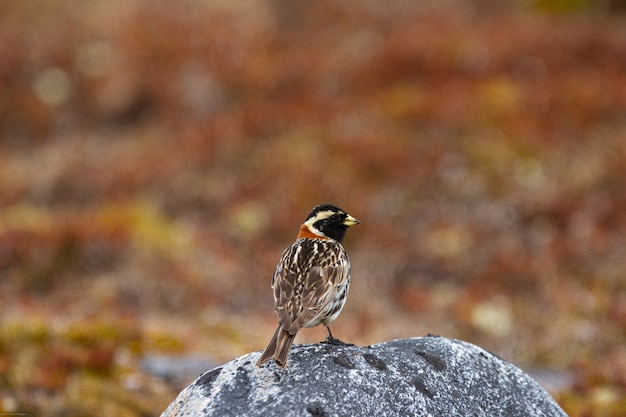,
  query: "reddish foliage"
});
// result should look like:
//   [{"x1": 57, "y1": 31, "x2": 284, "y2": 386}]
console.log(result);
[{"x1": 1, "y1": 1, "x2": 625, "y2": 415}]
